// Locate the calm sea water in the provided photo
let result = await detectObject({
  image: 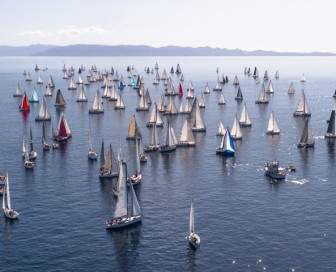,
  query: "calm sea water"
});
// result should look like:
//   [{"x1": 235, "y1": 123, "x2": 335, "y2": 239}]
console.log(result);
[{"x1": 1, "y1": 56, "x2": 336, "y2": 272}]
